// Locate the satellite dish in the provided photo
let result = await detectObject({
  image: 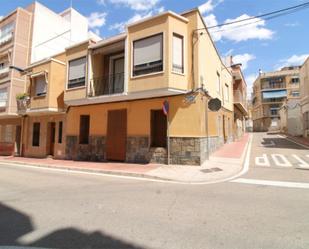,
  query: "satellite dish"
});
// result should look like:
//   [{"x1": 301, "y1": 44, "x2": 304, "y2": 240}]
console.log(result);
[{"x1": 208, "y1": 98, "x2": 221, "y2": 111}]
